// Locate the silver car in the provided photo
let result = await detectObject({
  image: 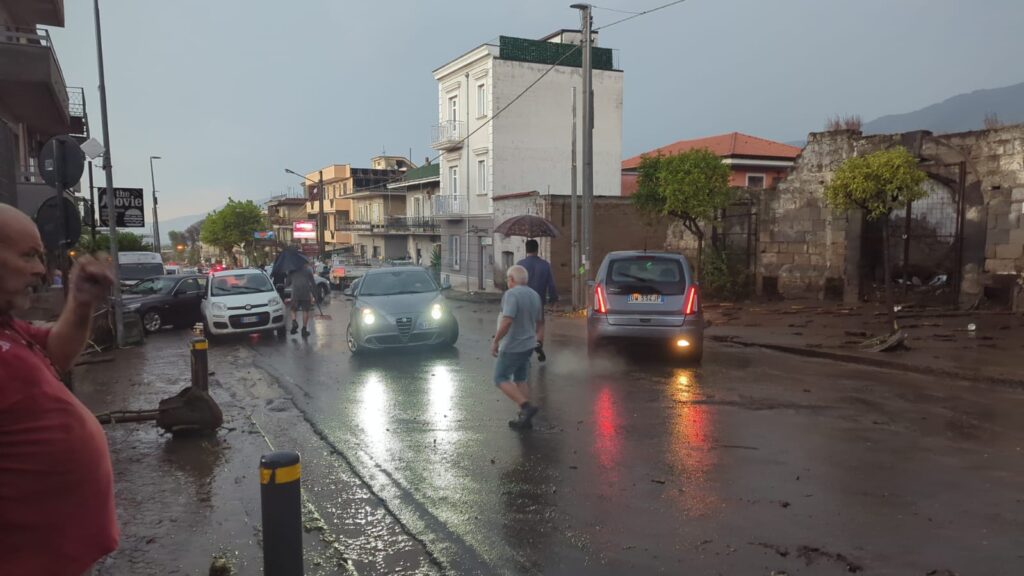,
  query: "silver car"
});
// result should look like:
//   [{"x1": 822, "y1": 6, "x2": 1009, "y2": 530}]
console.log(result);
[
  {"x1": 587, "y1": 251, "x2": 704, "y2": 363},
  {"x1": 344, "y1": 267, "x2": 459, "y2": 354}
]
